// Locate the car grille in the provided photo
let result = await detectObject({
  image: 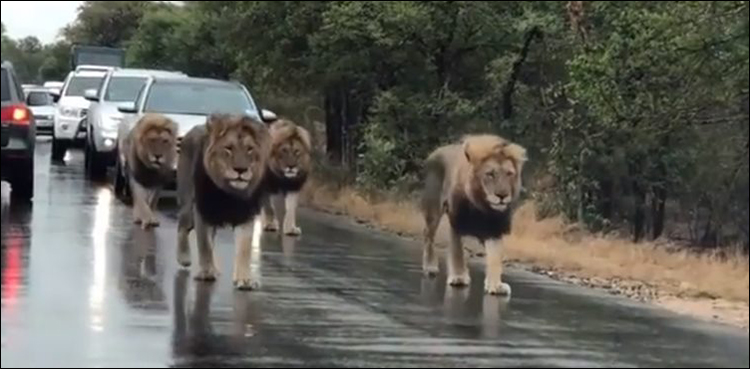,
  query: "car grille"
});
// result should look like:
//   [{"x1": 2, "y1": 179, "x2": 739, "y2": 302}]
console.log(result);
[{"x1": 34, "y1": 114, "x2": 54, "y2": 121}]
